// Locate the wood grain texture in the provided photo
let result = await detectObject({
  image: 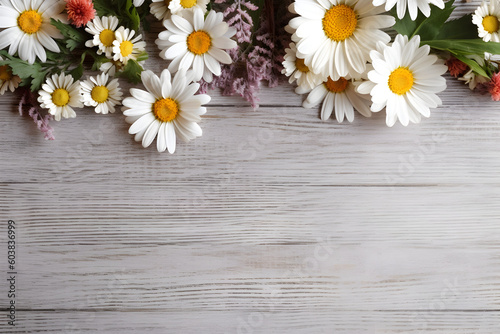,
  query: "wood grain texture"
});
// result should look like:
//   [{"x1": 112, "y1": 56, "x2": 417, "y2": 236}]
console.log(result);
[{"x1": 1, "y1": 1, "x2": 500, "y2": 332}]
